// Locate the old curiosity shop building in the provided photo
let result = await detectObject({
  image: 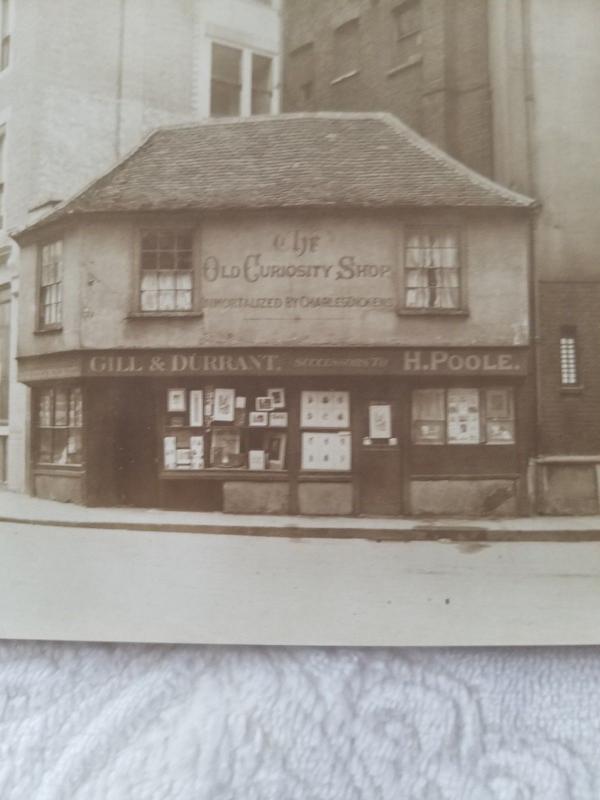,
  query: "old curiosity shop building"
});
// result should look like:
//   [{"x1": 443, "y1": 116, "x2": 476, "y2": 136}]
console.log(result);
[{"x1": 14, "y1": 113, "x2": 537, "y2": 517}]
